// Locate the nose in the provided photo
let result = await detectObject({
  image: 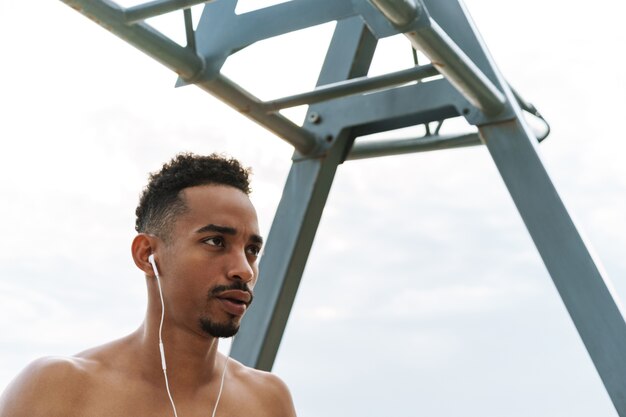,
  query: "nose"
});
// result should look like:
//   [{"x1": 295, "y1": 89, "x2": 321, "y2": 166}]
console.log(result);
[{"x1": 226, "y1": 249, "x2": 255, "y2": 284}]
